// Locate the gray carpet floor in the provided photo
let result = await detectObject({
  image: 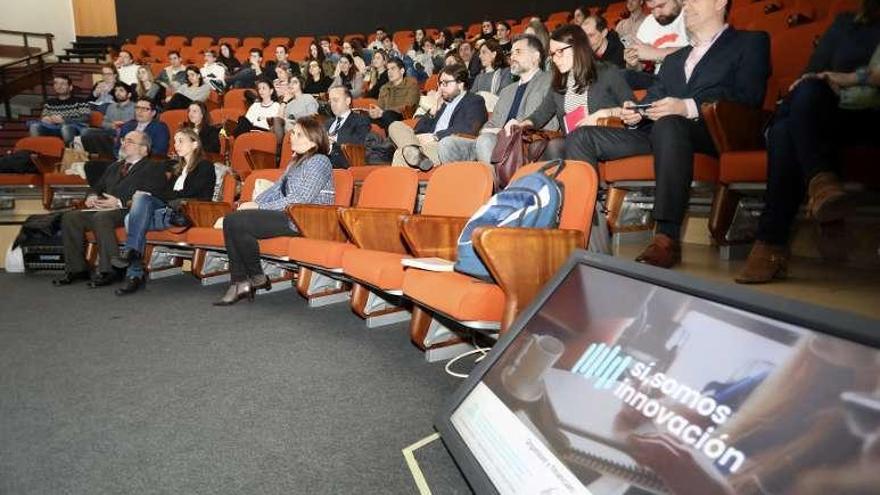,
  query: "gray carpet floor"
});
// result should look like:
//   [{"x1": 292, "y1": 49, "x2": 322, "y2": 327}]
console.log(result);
[{"x1": 0, "y1": 272, "x2": 472, "y2": 494}]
